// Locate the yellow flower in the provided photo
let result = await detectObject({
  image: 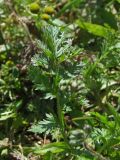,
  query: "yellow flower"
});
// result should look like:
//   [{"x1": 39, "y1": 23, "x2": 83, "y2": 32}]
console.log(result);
[
  {"x1": 44, "y1": 6, "x2": 54, "y2": 14},
  {"x1": 6, "y1": 60, "x2": 14, "y2": 67},
  {"x1": 41, "y1": 14, "x2": 50, "y2": 20},
  {"x1": 29, "y1": 3, "x2": 40, "y2": 14}
]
